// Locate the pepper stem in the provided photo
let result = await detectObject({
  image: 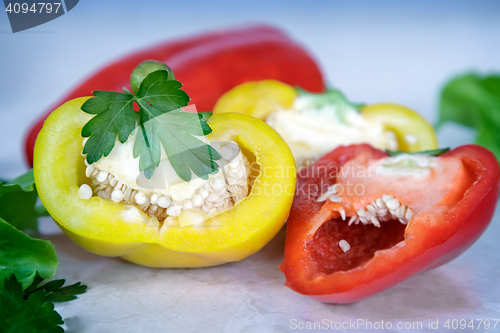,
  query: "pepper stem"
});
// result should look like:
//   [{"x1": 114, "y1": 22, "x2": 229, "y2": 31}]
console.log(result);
[{"x1": 130, "y1": 60, "x2": 175, "y2": 94}]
